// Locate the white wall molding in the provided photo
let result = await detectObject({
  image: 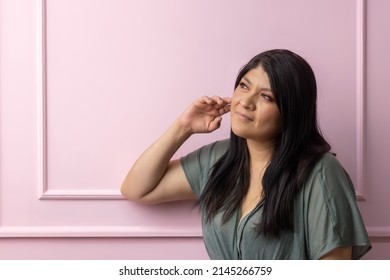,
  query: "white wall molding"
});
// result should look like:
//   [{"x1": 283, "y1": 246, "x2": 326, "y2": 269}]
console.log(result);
[
  {"x1": 37, "y1": 0, "x2": 367, "y2": 201},
  {"x1": 36, "y1": 0, "x2": 123, "y2": 200},
  {"x1": 355, "y1": 0, "x2": 366, "y2": 200},
  {"x1": 0, "y1": 225, "x2": 387, "y2": 238},
  {"x1": 0, "y1": 226, "x2": 202, "y2": 238},
  {"x1": 37, "y1": 0, "x2": 46, "y2": 200},
  {"x1": 39, "y1": 189, "x2": 123, "y2": 200},
  {"x1": 366, "y1": 227, "x2": 390, "y2": 238}
]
